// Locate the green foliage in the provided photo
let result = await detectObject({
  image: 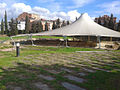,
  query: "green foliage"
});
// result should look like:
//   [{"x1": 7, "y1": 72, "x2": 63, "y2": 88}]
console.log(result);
[
  {"x1": 4, "y1": 11, "x2": 8, "y2": 35},
  {"x1": 1, "y1": 19, "x2": 4, "y2": 35},
  {"x1": 45, "y1": 21, "x2": 48, "y2": 31},
  {"x1": 52, "y1": 21, "x2": 57, "y2": 30},
  {"x1": 25, "y1": 16, "x2": 30, "y2": 34}
]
